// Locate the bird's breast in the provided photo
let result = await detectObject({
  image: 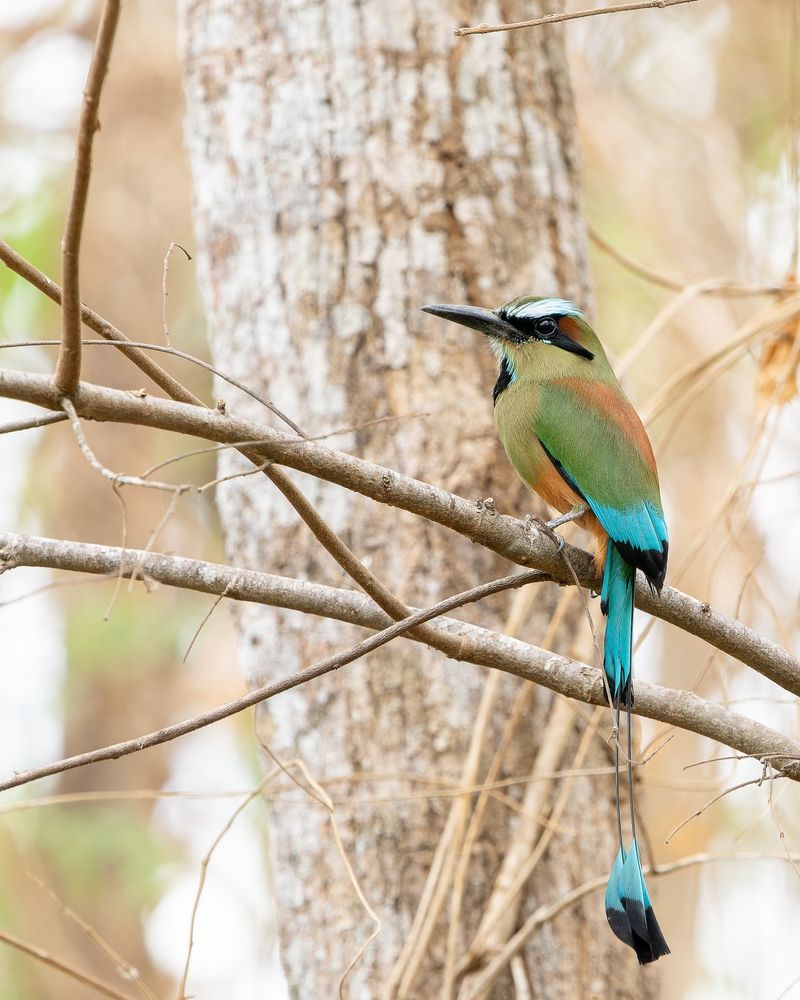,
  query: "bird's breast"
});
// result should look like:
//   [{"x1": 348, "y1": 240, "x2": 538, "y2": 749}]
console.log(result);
[{"x1": 493, "y1": 381, "x2": 580, "y2": 513}]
